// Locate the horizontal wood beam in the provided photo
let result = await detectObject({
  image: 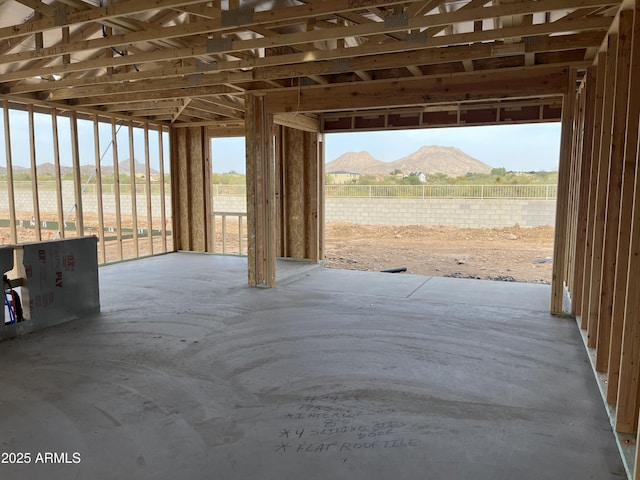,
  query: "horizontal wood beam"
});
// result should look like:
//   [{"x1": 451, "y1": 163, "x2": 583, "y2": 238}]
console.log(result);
[{"x1": 264, "y1": 66, "x2": 570, "y2": 113}]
